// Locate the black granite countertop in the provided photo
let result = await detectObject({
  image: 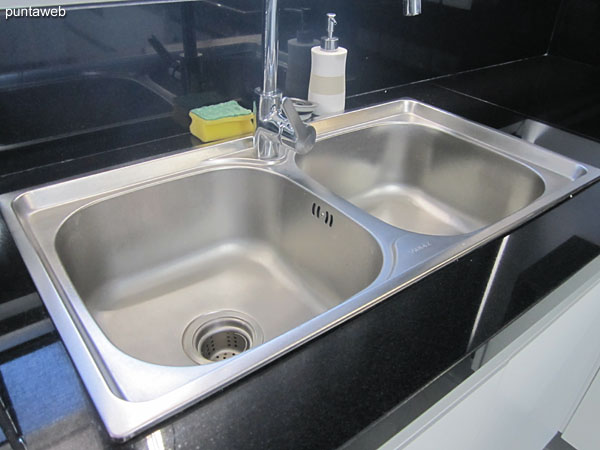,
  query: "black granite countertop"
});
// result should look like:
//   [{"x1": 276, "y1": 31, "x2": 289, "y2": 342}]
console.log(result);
[{"x1": 1, "y1": 54, "x2": 599, "y2": 450}]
